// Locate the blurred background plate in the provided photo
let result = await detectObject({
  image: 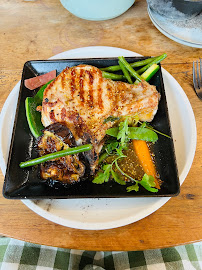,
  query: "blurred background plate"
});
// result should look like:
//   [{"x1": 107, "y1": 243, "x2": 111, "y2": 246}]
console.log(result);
[
  {"x1": 147, "y1": 5, "x2": 202, "y2": 48},
  {"x1": 0, "y1": 46, "x2": 197, "y2": 230}
]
